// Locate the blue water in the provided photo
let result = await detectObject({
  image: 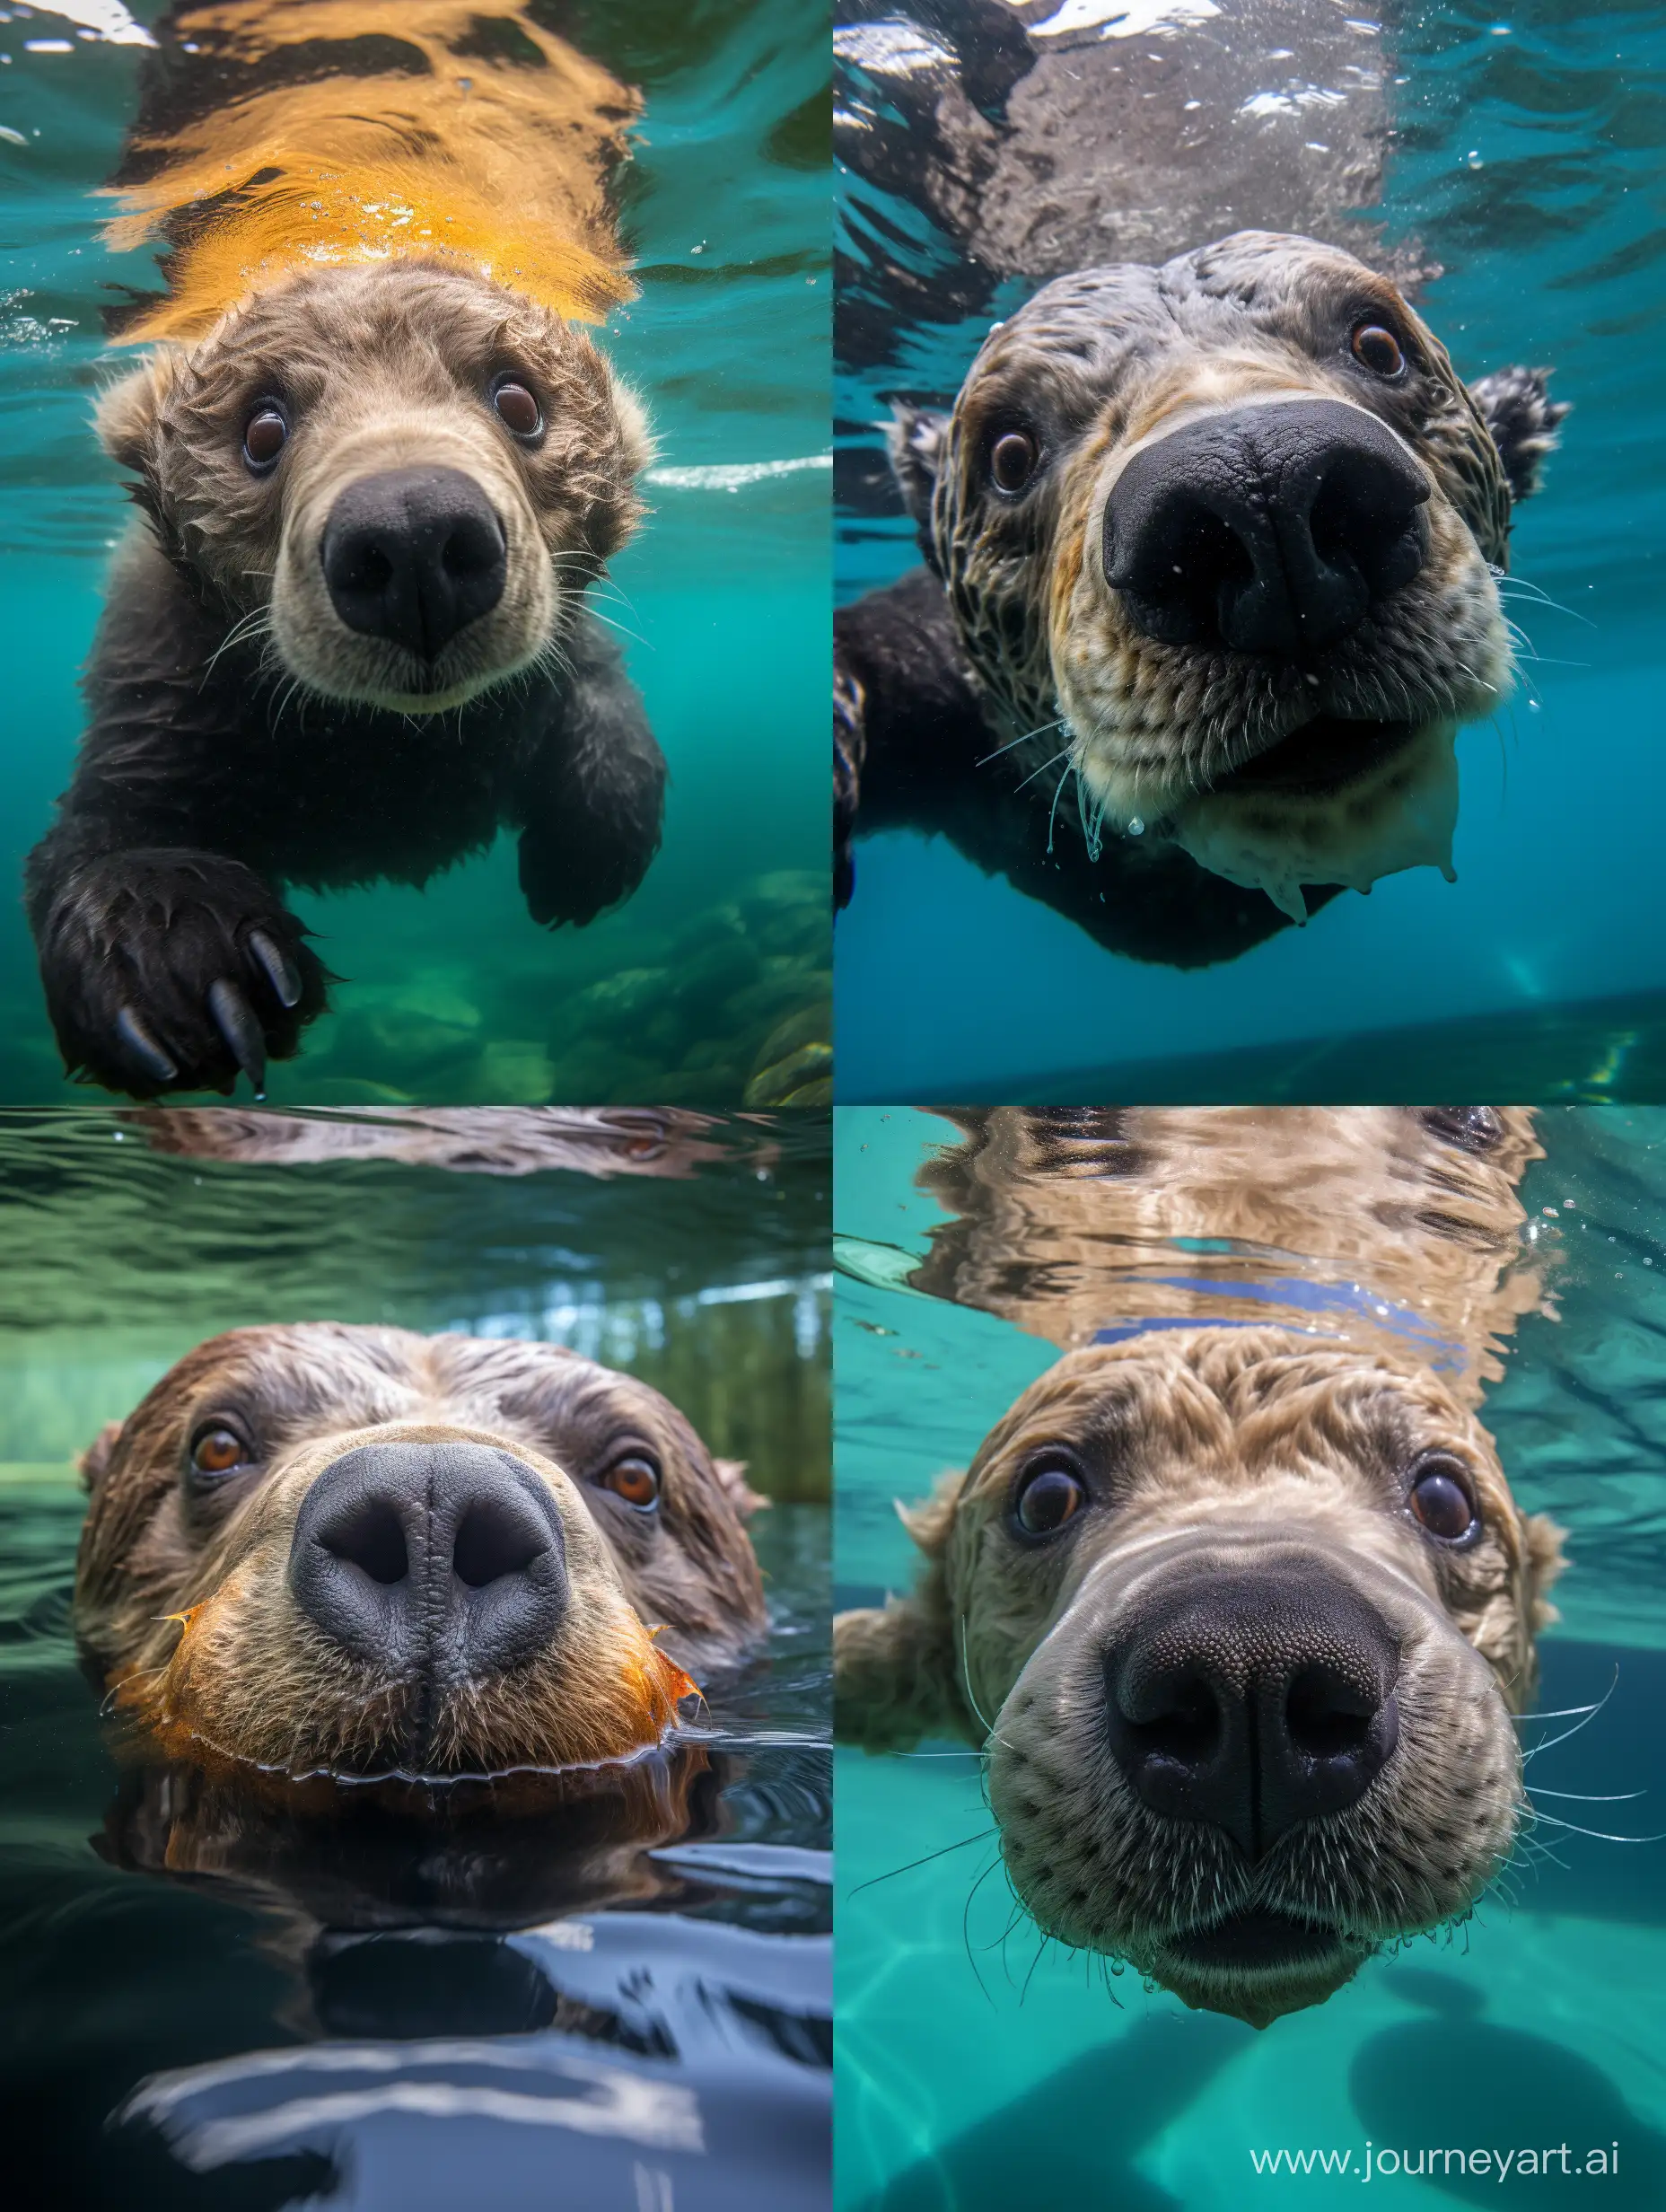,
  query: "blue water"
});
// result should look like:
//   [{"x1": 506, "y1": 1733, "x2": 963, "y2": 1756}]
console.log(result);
[
  {"x1": 0, "y1": 0, "x2": 829, "y2": 1105},
  {"x1": 834, "y1": 2, "x2": 1666, "y2": 1101},
  {"x1": 0, "y1": 1106, "x2": 831, "y2": 2208},
  {"x1": 834, "y1": 1106, "x2": 1666, "y2": 2208}
]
